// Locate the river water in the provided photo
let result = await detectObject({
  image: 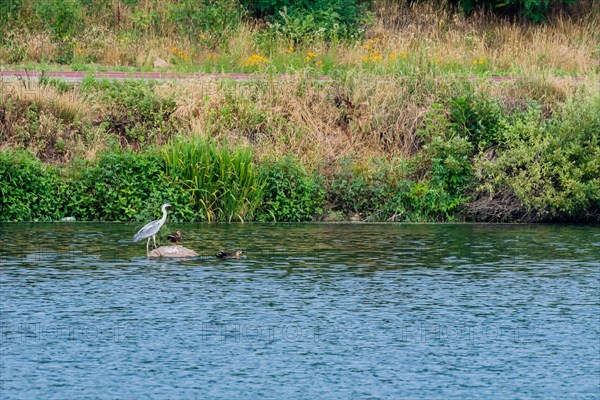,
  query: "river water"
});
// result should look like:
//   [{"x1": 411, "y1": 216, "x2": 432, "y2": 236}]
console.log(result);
[{"x1": 1, "y1": 223, "x2": 599, "y2": 399}]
